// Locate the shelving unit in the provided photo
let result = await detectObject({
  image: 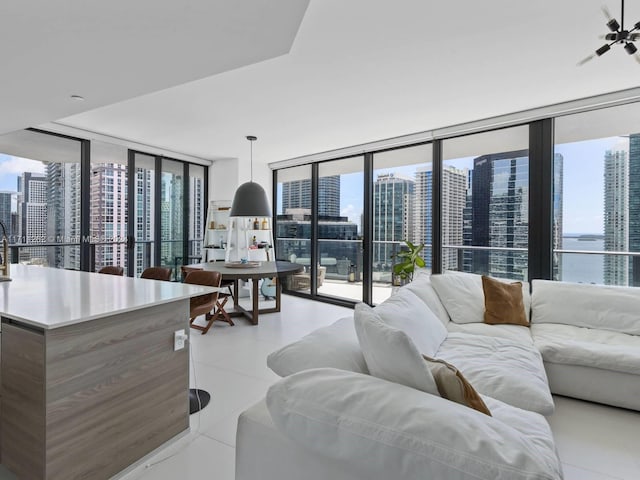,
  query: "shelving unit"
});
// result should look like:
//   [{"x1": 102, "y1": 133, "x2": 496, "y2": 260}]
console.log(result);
[
  {"x1": 203, "y1": 200, "x2": 231, "y2": 262},
  {"x1": 225, "y1": 217, "x2": 274, "y2": 263}
]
